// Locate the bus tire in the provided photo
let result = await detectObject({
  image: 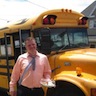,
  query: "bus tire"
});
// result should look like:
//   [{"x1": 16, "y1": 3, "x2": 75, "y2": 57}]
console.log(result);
[{"x1": 46, "y1": 80, "x2": 85, "y2": 96}]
